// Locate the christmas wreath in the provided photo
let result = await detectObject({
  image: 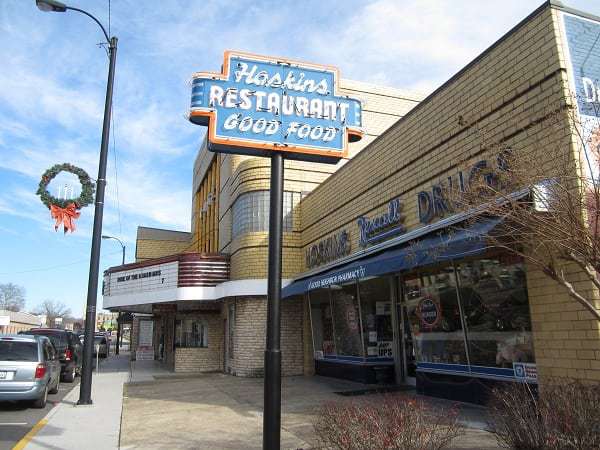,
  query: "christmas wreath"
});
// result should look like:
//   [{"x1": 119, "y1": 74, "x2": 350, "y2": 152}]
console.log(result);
[{"x1": 36, "y1": 163, "x2": 95, "y2": 233}]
